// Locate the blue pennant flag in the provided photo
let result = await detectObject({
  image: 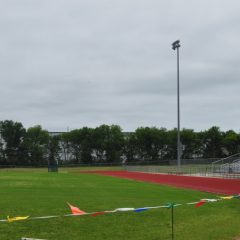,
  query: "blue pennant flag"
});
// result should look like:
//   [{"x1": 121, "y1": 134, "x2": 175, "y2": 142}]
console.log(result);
[{"x1": 134, "y1": 208, "x2": 149, "y2": 212}]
